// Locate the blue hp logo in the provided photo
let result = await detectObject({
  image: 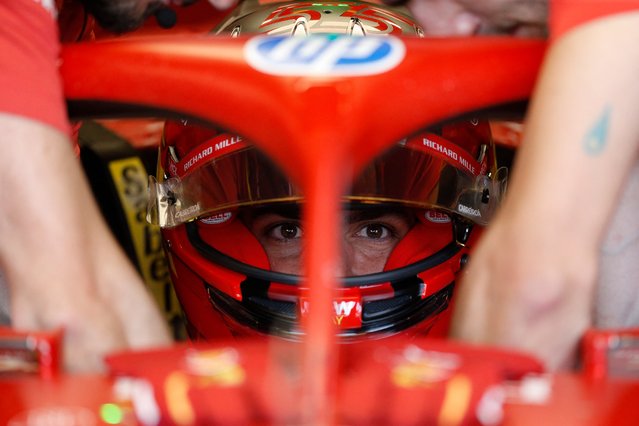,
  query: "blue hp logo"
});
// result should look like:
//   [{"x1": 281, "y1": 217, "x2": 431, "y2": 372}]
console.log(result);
[{"x1": 245, "y1": 34, "x2": 405, "y2": 76}]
